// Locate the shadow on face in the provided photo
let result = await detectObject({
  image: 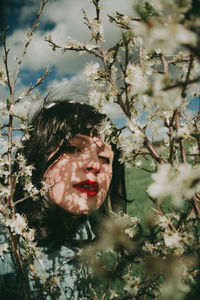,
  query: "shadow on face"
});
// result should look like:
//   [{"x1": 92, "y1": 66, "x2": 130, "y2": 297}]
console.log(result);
[{"x1": 44, "y1": 134, "x2": 114, "y2": 214}]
